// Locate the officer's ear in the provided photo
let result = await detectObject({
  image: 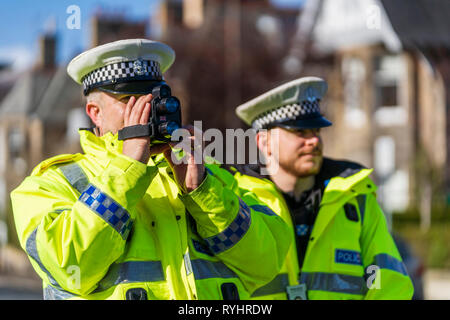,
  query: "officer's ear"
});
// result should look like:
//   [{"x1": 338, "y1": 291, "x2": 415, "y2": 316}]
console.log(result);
[
  {"x1": 256, "y1": 130, "x2": 270, "y2": 157},
  {"x1": 85, "y1": 91, "x2": 103, "y2": 128},
  {"x1": 86, "y1": 102, "x2": 101, "y2": 128}
]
